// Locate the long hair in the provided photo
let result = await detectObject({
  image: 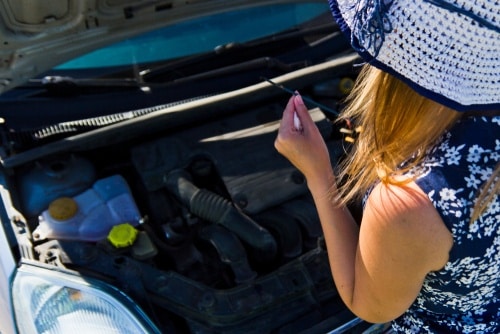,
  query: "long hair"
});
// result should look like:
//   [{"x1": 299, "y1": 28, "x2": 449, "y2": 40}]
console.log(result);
[{"x1": 334, "y1": 65, "x2": 498, "y2": 222}]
